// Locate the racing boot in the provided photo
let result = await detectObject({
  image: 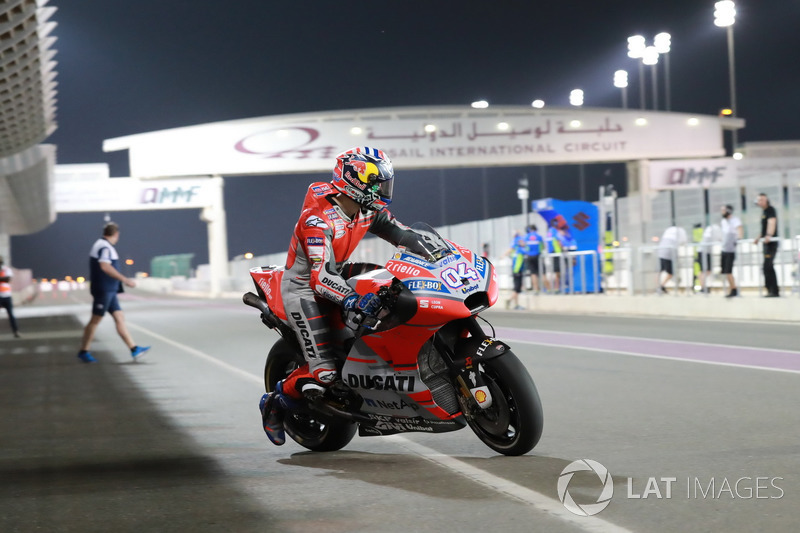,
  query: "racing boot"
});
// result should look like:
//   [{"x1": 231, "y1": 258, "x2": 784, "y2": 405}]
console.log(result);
[{"x1": 259, "y1": 381, "x2": 292, "y2": 446}]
